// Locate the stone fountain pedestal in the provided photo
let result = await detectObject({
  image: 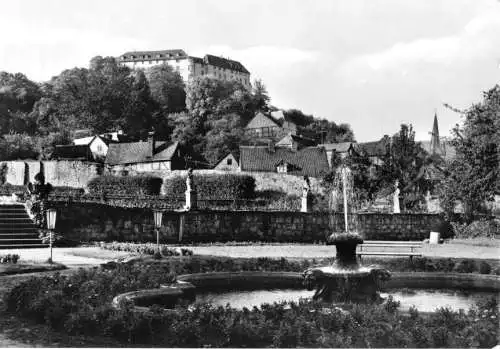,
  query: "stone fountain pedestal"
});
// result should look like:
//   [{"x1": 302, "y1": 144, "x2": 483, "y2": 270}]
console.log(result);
[{"x1": 303, "y1": 233, "x2": 390, "y2": 303}]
